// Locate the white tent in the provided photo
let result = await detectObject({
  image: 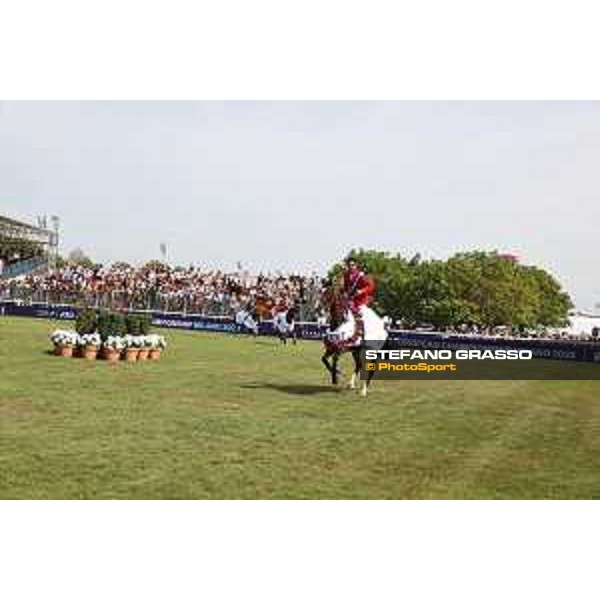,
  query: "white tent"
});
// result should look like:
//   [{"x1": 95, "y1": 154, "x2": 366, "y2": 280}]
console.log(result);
[{"x1": 565, "y1": 312, "x2": 600, "y2": 336}]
